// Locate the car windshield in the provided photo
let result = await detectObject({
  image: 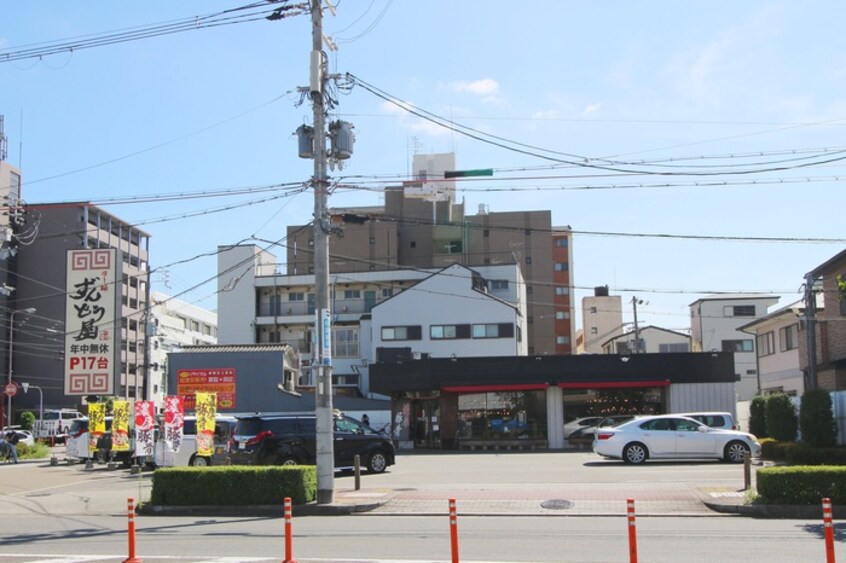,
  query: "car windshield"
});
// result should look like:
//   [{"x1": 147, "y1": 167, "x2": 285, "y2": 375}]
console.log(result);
[{"x1": 234, "y1": 419, "x2": 264, "y2": 436}]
